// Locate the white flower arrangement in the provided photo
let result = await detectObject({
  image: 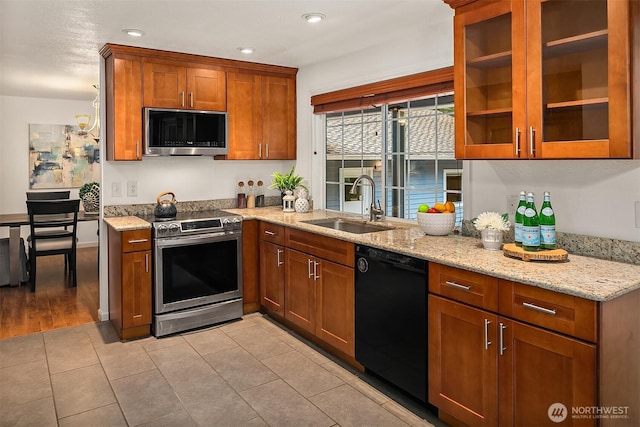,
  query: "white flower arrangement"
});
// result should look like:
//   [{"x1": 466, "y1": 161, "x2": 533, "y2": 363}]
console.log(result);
[{"x1": 473, "y1": 211, "x2": 510, "y2": 232}]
